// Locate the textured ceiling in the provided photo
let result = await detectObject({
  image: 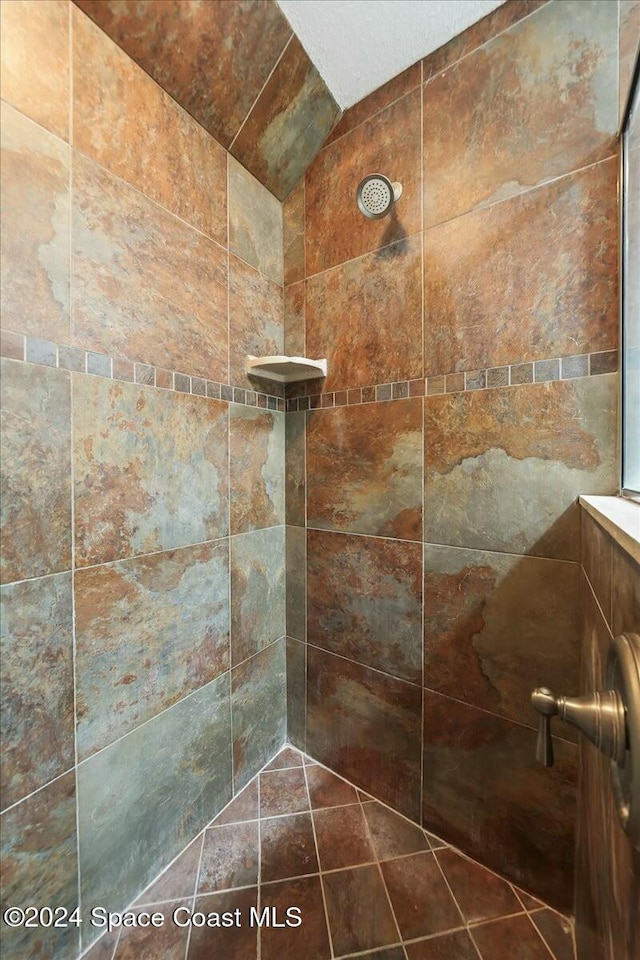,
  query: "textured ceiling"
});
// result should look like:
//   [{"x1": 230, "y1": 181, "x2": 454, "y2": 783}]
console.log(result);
[{"x1": 277, "y1": 0, "x2": 506, "y2": 108}]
